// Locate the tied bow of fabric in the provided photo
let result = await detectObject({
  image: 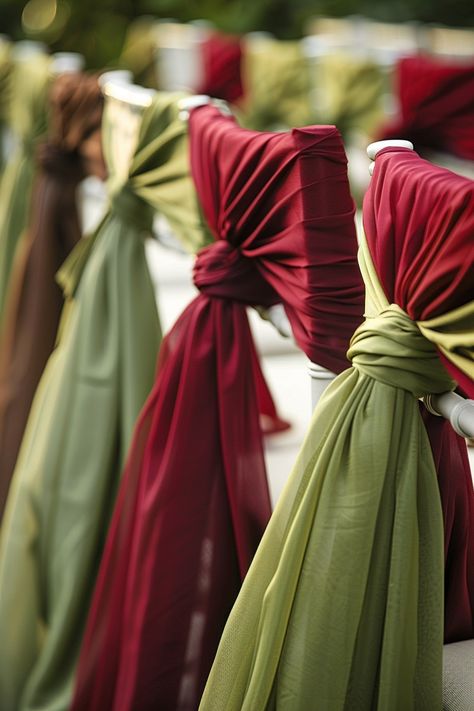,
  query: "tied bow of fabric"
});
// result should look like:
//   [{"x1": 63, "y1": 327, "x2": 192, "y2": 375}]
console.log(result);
[
  {"x1": 193, "y1": 240, "x2": 277, "y2": 306},
  {"x1": 349, "y1": 304, "x2": 455, "y2": 398}
]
